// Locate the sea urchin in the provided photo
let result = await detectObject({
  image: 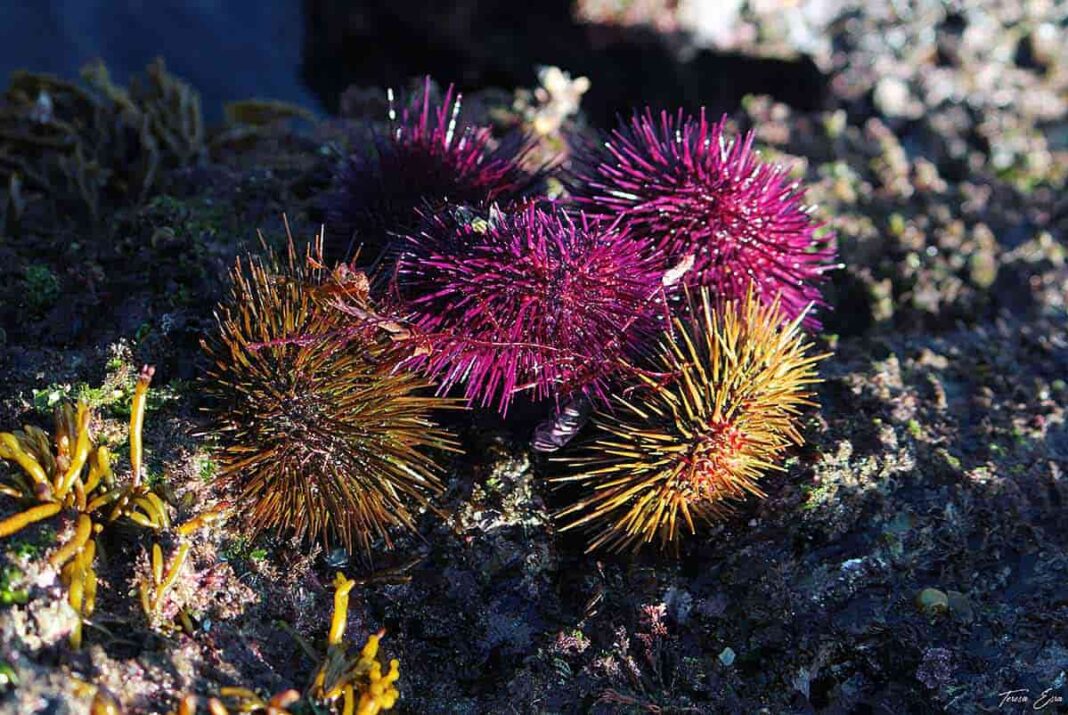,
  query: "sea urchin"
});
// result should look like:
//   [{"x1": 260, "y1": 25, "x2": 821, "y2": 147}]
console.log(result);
[
  {"x1": 568, "y1": 109, "x2": 837, "y2": 327},
  {"x1": 326, "y1": 77, "x2": 540, "y2": 262},
  {"x1": 394, "y1": 204, "x2": 664, "y2": 415},
  {"x1": 201, "y1": 231, "x2": 458, "y2": 555},
  {"x1": 554, "y1": 285, "x2": 827, "y2": 552}
]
